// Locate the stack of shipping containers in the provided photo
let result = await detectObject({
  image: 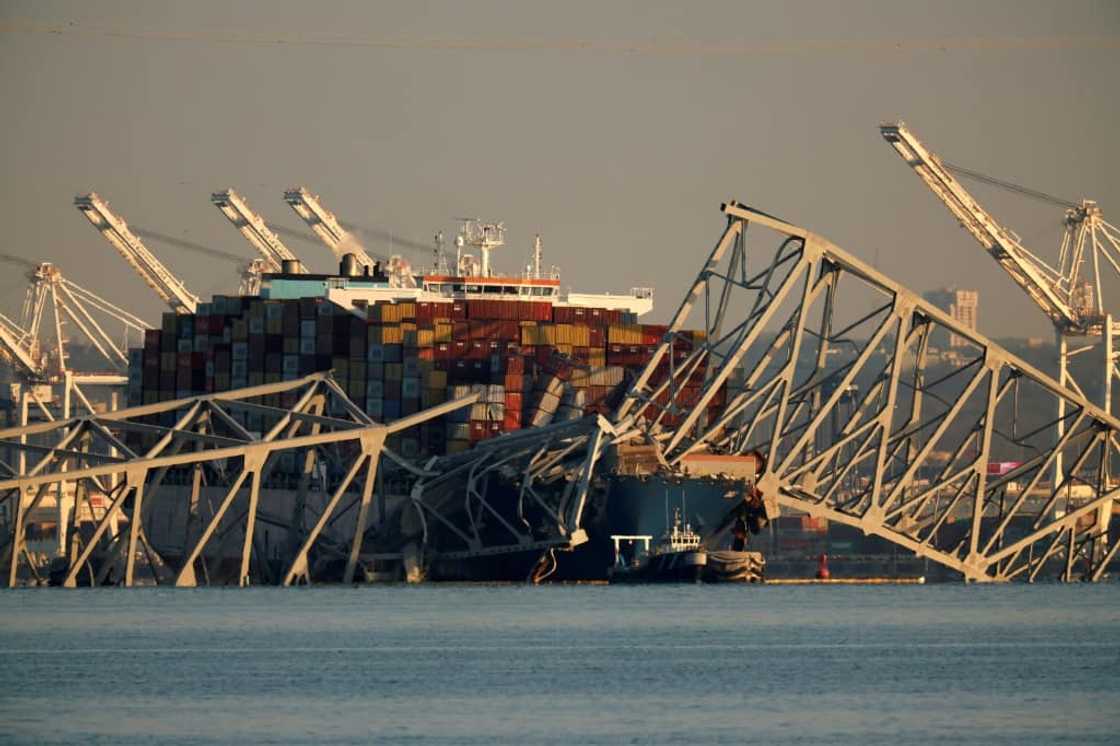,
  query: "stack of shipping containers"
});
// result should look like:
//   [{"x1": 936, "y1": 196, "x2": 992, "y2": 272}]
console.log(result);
[{"x1": 133, "y1": 296, "x2": 724, "y2": 458}]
